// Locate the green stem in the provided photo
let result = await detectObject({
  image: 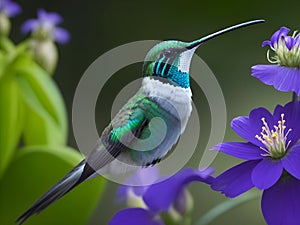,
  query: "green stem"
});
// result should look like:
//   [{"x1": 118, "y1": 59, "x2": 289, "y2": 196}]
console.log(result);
[
  {"x1": 183, "y1": 216, "x2": 192, "y2": 225},
  {"x1": 194, "y1": 190, "x2": 260, "y2": 225}
]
